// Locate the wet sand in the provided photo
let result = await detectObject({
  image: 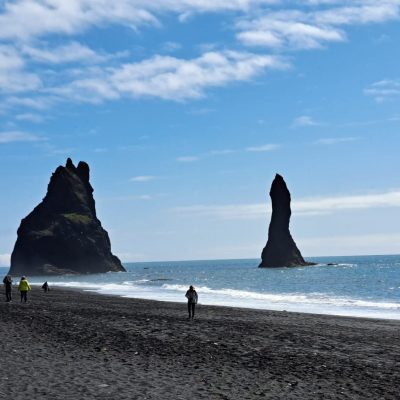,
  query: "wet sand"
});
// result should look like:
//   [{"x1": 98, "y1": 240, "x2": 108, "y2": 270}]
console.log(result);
[{"x1": 1, "y1": 287, "x2": 399, "y2": 399}]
